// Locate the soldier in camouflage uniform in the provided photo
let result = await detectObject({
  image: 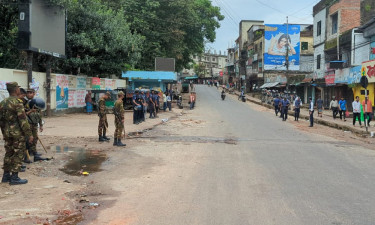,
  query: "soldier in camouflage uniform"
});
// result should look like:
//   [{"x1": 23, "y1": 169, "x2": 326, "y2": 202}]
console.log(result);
[
  {"x1": 98, "y1": 92, "x2": 111, "y2": 142},
  {"x1": 0, "y1": 82, "x2": 33, "y2": 185},
  {"x1": 113, "y1": 91, "x2": 126, "y2": 147},
  {"x1": 25, "y1": 89, "x2": 46, "y2": 162}
]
